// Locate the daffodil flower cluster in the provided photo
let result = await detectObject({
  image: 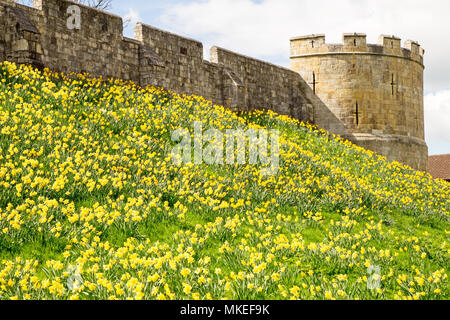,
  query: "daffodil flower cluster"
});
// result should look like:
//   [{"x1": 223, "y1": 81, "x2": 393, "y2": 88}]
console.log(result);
[{"x1": 0, "y1": 62, "x2": 448, "y2": 300}]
